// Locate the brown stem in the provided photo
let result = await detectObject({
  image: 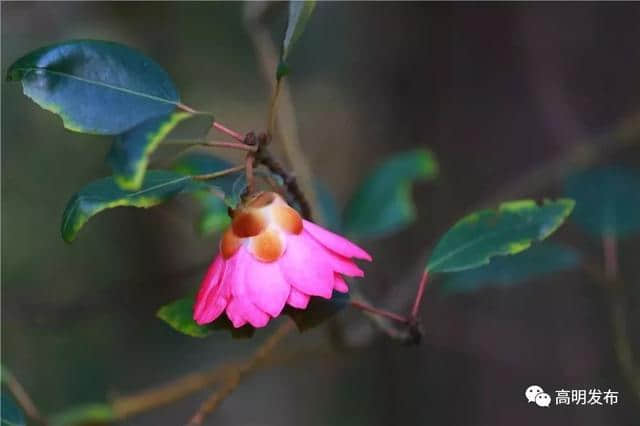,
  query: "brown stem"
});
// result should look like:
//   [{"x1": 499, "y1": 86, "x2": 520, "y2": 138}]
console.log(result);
[
  {"x1": 258, "y1": 152, "x2": 312, "y2": 220},
  {"x1": 245, "y1": 155, "x2": 256, "y2": 195},
  {"x1": 350, "y1": 300, "x2": 409, "y2": 323},
  {"x1": 186, "y1": 320, "x2": 295, "y2": 425},
  {"x1": 110, "y1": 343, "x2": 337, "y2": 421},
  {"x1": 259, "y1": 173, "x2": 288, "y2": 198},
  {"x1": 192, "y1": 165, "x2": 246, "y2": 181},
  {"x1": 112, "y1": 363, "x2": 236, "y2": 419},
  {"x1": 3, "y1": 368, "x2": 47, "y2": 425},
  {"x1": 212, "y1": 121, "x2": 245, "y2": 143}
]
